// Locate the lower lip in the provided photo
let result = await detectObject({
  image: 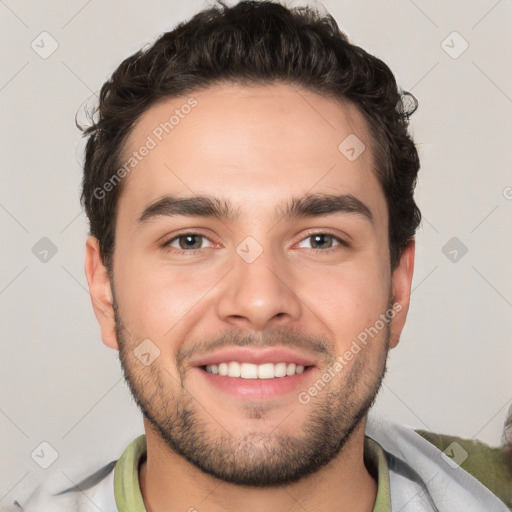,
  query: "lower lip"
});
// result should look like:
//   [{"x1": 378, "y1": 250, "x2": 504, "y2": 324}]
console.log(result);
[{"x1": 194, "y1": 366, "x2": 316, "y2": 399}]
